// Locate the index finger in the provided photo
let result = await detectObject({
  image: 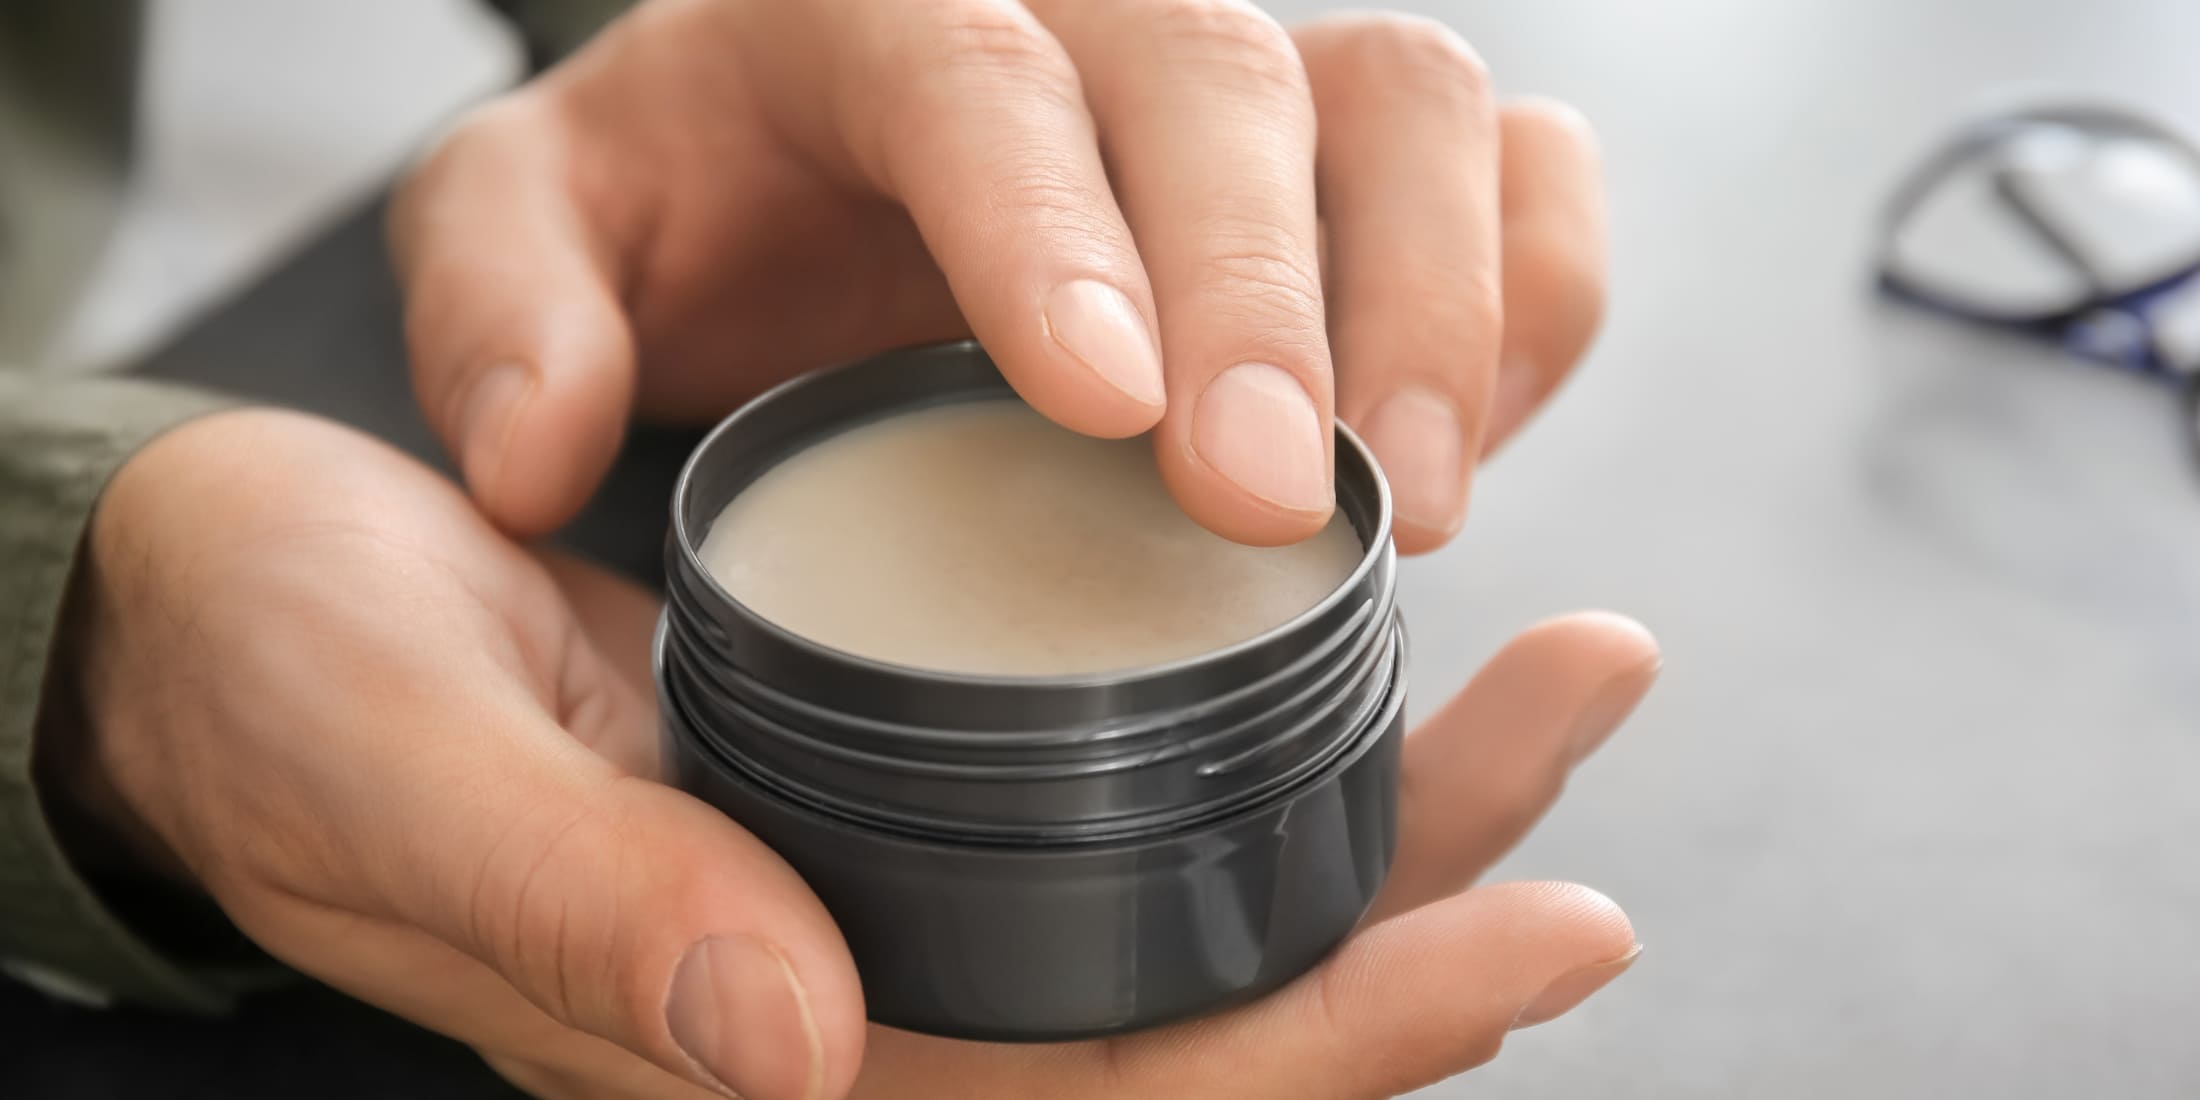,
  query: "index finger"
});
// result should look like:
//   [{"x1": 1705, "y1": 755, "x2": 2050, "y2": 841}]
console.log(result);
[
  {"x1": 739, "y1": 0, "x2": 1168, "y2": 439},
  {"x1": 390, "y1": 96, "x2": 637, "y2": 536},
  {"x1": 1030, "y1": 0, "x2": 1337, "y2": 546}
]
